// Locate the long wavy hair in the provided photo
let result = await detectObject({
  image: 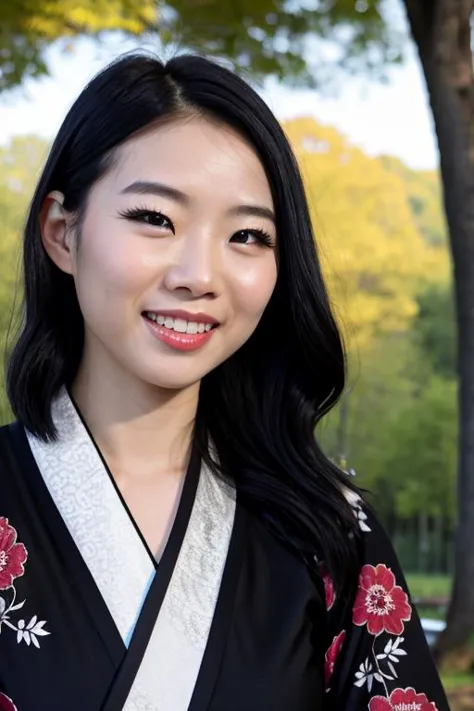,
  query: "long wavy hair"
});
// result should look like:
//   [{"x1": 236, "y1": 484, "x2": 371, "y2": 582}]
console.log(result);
[{"x1": 7, "y1": 53, "x2": 360, "y2": 593}]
